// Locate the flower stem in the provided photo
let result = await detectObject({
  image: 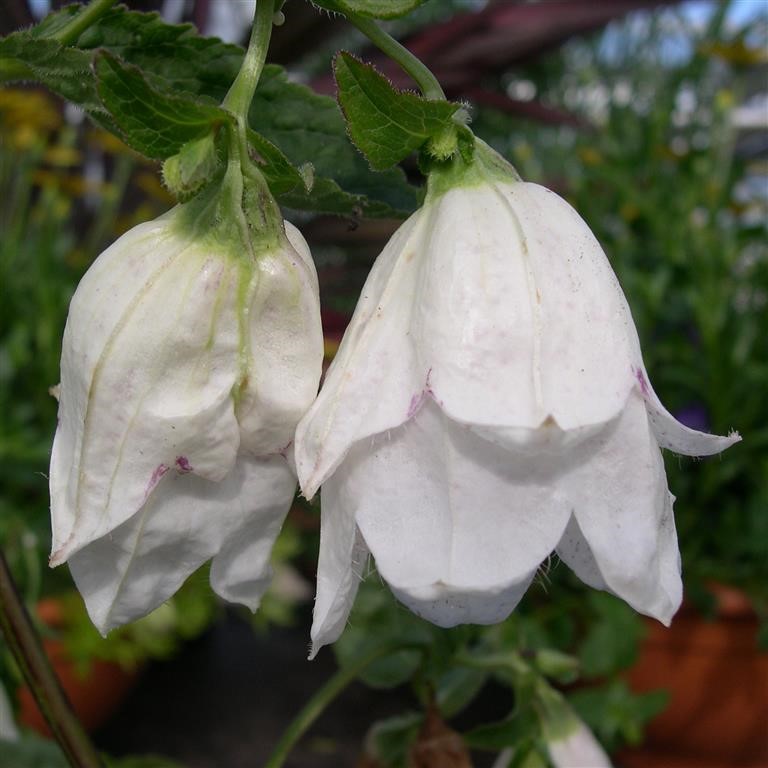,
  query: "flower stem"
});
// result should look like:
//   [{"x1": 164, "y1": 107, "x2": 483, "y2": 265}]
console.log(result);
[
  {"x1": 222, "y1": 0, "x2": 277, "y2": 122},
  {"x1": 51, "y1": 0, "x2": 118, "y2": 46},
  {"x1": 263, "y1": 642, "x2": 424, "y2": 768},
  {"x1": 344, "y1": 13, "x2": 446, "y2": 101},
  {"x1": 0, "y1": 549, "x2": 103, "y2": 768}
]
